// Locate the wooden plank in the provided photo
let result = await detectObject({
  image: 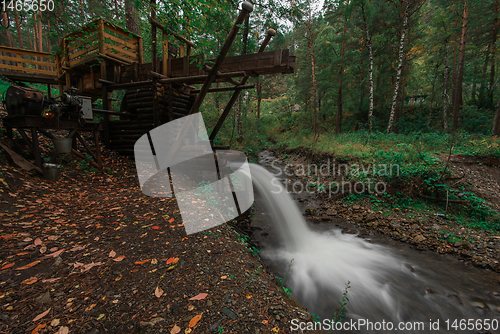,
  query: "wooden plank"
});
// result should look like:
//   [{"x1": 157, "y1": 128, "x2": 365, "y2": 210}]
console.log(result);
[
  {"x1": 70, "y1": 54, "x2": 97, "y2": 67},
  {"x1": 104, "y1": 22, "x2": 141, "y2": 39},
  {"x1": 138, "y1": 38, "x2": 144, "y2": 64},
  {"x1": 0, "y1": 63, "x2": 55, "y2": 76},
  {"x1": 69, "y1": 45, "x2": 99, "y2": 60},
  {"x1": 104, "y1": 43, "x2": 137, "y2": 58},
  {"x1": 0, "y1": 55, "x2": 56, "y2": 69},
  {"x1": 103, "y1": 32, "x2": 138, "y2": 49},
  {"x1": 67, "y1": 37, "x2": 97, "y2": 53},
  {"x1": 0, "y1": 46, "x2": 54, "y2": 58},
  {"x1": 103, "y1": 51, "x2": 135, "y2": 64},
  {"x1": 274, "y1": 49, "x2": 282, "y2": 67}
]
